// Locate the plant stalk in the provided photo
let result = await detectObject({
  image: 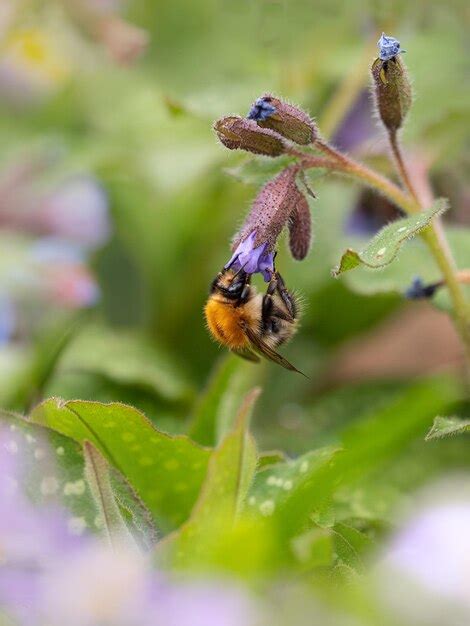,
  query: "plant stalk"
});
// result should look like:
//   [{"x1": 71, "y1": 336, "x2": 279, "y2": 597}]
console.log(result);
[{"x1": 294, "y1": 139, "x2": 470, "y2": 367}]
